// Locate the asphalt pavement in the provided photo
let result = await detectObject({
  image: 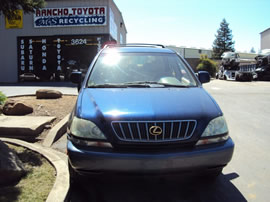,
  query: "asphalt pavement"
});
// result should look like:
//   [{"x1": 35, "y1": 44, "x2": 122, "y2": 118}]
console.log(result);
[
  {"x1": 2, "y1": 80, "x2": 270, "y2": 201},
  {"x1": 203, "y1": 80, "x2": 270, "y2": 202},
  {"x1": 68, "y1": 80, "x2": 270, "y2": 202}
]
